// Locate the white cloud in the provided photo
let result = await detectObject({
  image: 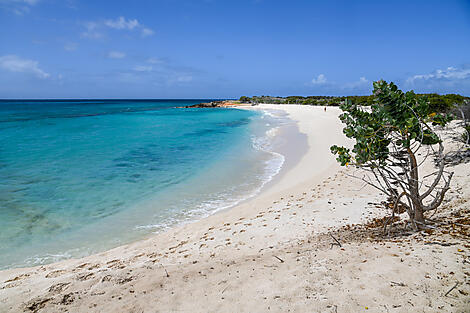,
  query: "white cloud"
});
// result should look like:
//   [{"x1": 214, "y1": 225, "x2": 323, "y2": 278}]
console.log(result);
[
  {"x1": 407, "y1": 66, "x2": 470, "y2": 84},
  {"x1": 141, "y1": 27, "x2": 155, "y2": 37},
  {"x1": 81, "y1": 17, "x2": 154, "y2": 40},
  {"x1": 108, "y1": 51, "x2": 126, "y2": 59},
  {"x1": 1, "y1": 0, "x2": 39, "y2": 4},
  {"x1": 64, "y1": 42, "x2": 78, "y2": 51},
  {"x1": 81, "y1": 22, "x2": 103, "y2": 39},
  {"x1": 305, "y1": 75, "x2": 371, "y2": 92},
  {"x1": 81, "y1": 31, "x2": 102, "y2": 39},
  {"x1": 344, "y1": 76, "x2": 369, "y2": 89},
  {"x1": 133, "y1": 65, "x2": 153, "y2": 72},
  {"x1": 105, "y1": 16, "x2": 140, "y2": 30},
  {"x1": 311, "y1": 74, "x2": 327, "y2": 85},
  {"x1": 0, "y1": 54, "x2": 50, "y2": 79},
  {"x1": 357, "y1": 76, "x2": 368, "y2": 84},
  {"x1": 0, "y1": 0, "x2": 39, "y2": 14}
]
